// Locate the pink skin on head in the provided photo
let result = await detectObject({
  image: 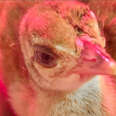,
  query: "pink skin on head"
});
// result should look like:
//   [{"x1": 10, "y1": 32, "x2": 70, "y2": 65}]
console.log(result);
[{"x1": 75, "y1": 37, "x2": 116, "y2": 76}]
